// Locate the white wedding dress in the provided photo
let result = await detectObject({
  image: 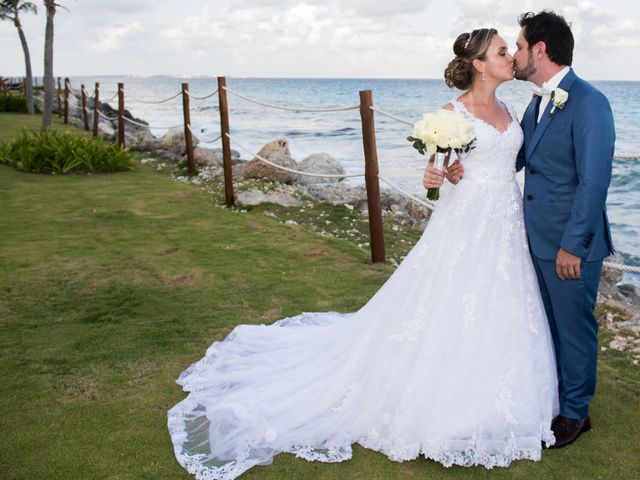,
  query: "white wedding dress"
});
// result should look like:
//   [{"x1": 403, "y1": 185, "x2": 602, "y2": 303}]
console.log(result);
[{"x1": 168, "y1": 100, "x2": 559, "y2": 479}]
